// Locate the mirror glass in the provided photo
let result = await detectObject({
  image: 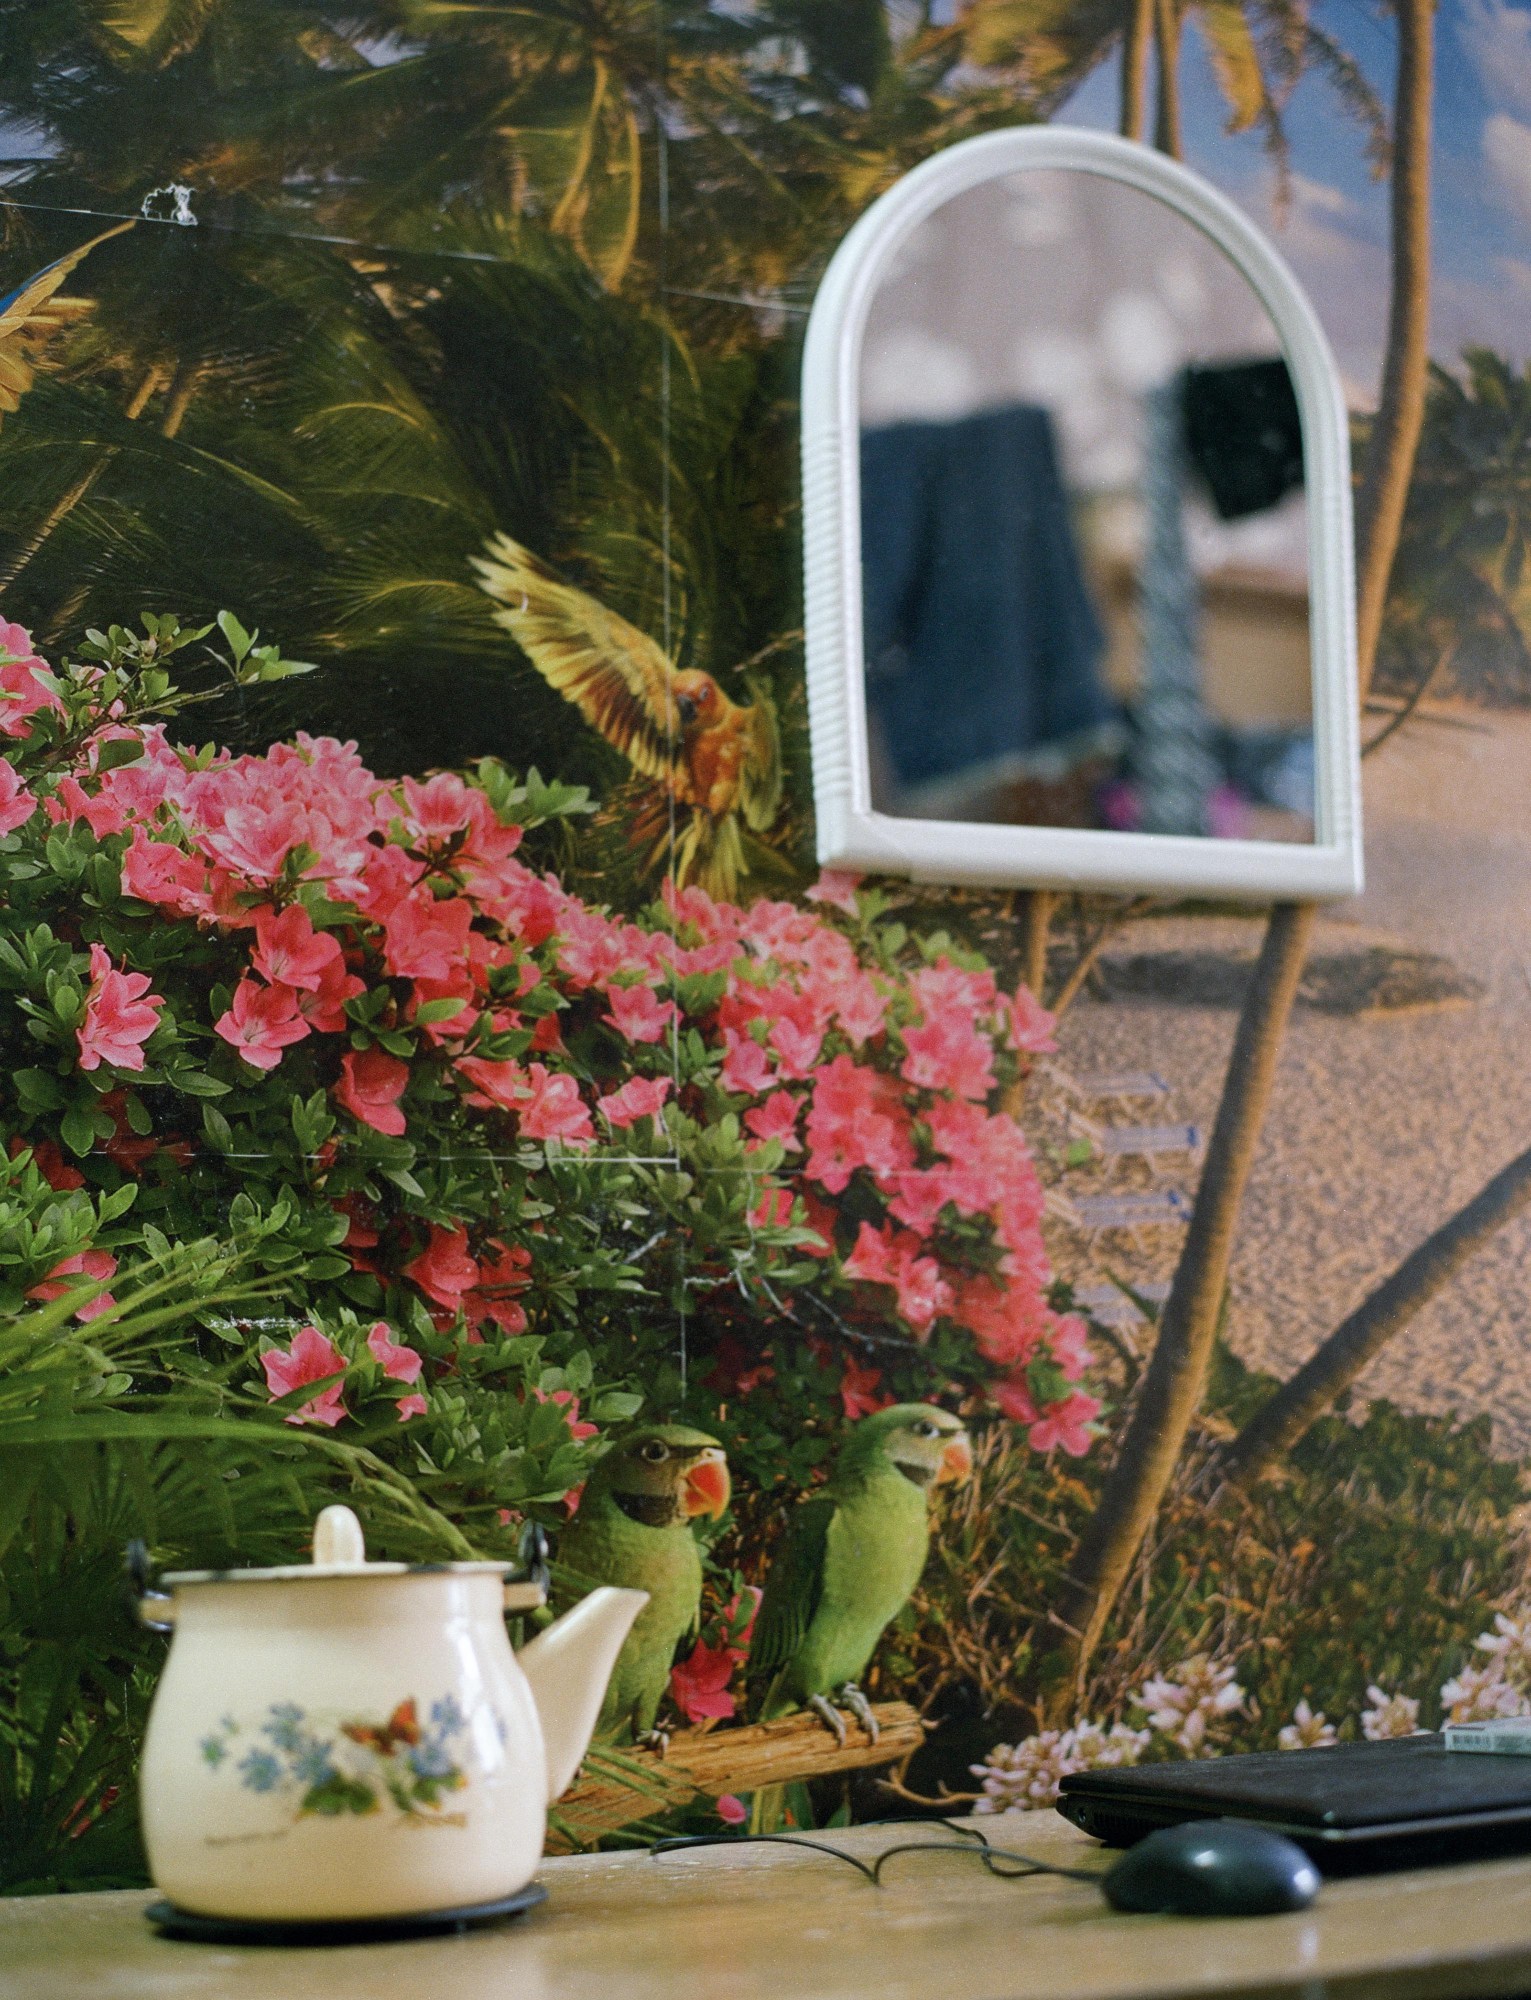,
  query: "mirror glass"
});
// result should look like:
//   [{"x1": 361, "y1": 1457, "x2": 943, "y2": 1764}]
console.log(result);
[{"x1": 859, "y1": 169, "x2": 1314, "y2": 843}]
